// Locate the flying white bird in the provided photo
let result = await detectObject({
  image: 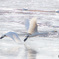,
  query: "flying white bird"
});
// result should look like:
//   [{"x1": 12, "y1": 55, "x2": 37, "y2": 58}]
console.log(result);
[
  {"x1": 0, "y1": 32, "x2": 21, "y2": 43},
  {"x1": 0, "y1": 17, "x2": 48, "y2": 42},
  {"x1": 24, "y1": 17, "x2": 49, "y2": 42},
  {"x1": 24, "y1": 17, "x2": 39, "y2": 42},
  {"x1": 0, "y1": 17, "x2": 38, "y2": 42}
]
